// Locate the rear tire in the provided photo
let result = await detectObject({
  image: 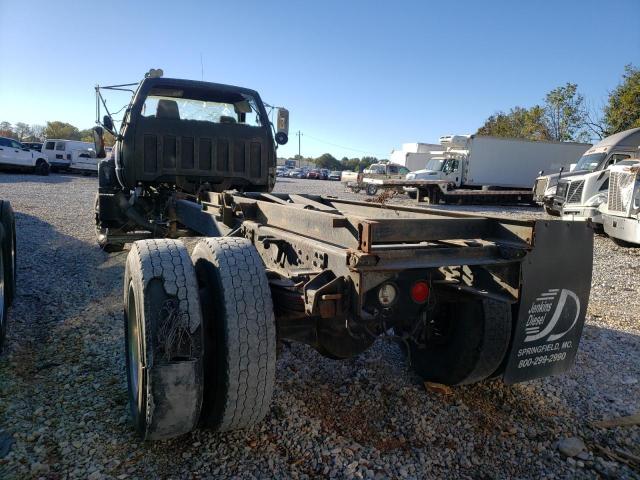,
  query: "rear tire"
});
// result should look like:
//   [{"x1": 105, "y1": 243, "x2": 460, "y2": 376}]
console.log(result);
[
  {"x1": 0, "y1": 200, "x2": 16, "y2": 307},
  {"x1": 0, "y1": 224, "x2": 7, "y2": 353},
  {"x1": 191, "y1": 237, "x2": 277, "y2": 432},
  {"x1": 407, "y1": 298, "x2": 511, "y2": 386},
  {"x1": 366, "y1": 184, "x2": 378, "y2": 196},
  {"x1": 34, "y1": 159, "x2": 49, "y2": 176},
  {"x1": 123, "y1": 239, "x2": 204, "y2": 440}
]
